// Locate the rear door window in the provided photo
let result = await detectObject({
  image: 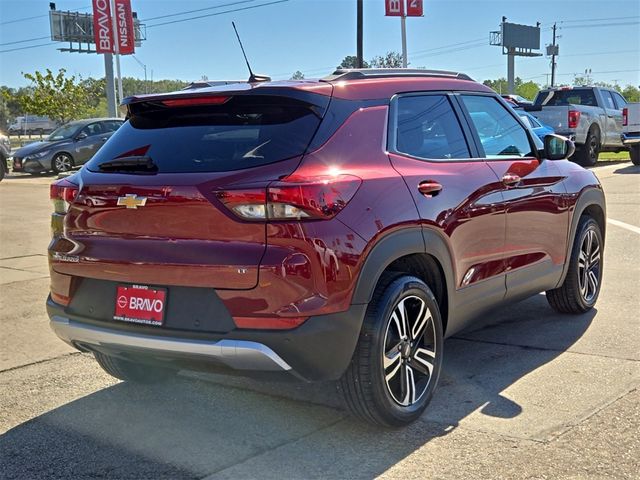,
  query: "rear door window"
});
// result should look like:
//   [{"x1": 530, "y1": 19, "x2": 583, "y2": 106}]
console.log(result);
[
  {"x1": 87, "y1": 96, "x2": 323, "y2": 173},
  {"x1": 612, "y1": 92, "x2": 627, "y2": 109},
  {"x1": 394, "y1": 95, "x2": 471, "y2": 160},
  {"x1": 534, "y1": 89, "x2": 597, "y2": 106},
  {"x1": 601, "y1": 91, "x2": 616, "y2": 110},
  {"x1": 461, "y1": 95, "x2": 535, "y2": 158}
]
